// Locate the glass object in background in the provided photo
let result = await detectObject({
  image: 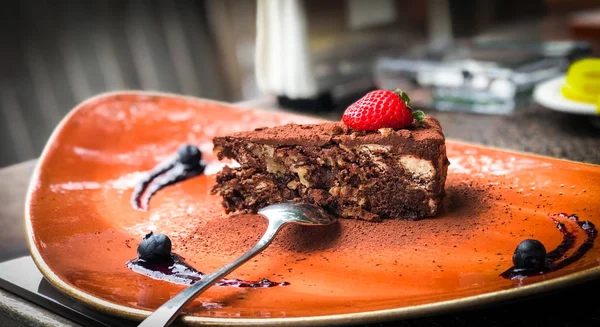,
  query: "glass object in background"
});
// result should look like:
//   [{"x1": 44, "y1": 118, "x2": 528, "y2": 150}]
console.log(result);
[{"x1": 374, "y1": 40, "x2": 592, "y2": 114}]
